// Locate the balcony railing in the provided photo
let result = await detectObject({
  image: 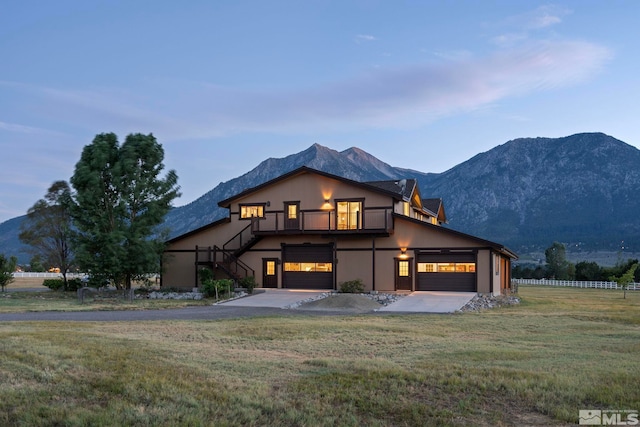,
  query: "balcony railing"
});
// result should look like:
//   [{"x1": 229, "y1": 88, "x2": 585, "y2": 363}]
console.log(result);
[{"x1": 251, "y1": 208, "x2": 393, "y2": 234}]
